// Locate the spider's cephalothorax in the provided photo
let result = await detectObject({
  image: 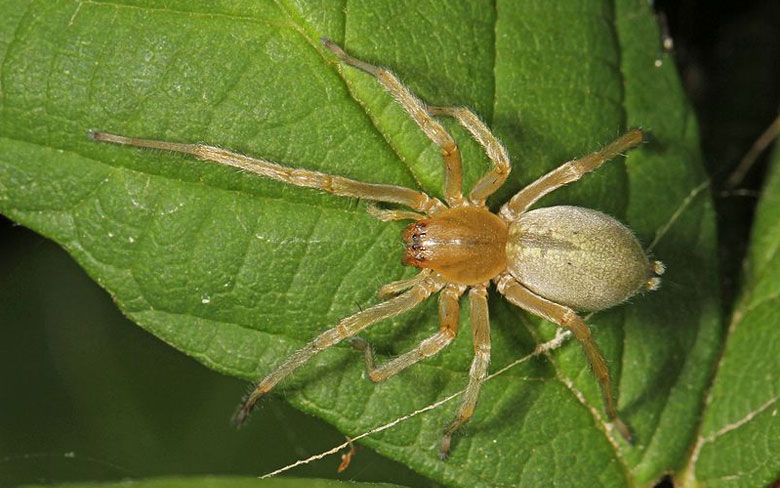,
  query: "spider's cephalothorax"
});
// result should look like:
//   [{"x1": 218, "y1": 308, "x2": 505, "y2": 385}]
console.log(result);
[
  {"x1": 89, "y1": 38, "x2": 665, "y2": 459},
  {"x1": 402, "y1": 207, "x2": 508, "y2": 285}
]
